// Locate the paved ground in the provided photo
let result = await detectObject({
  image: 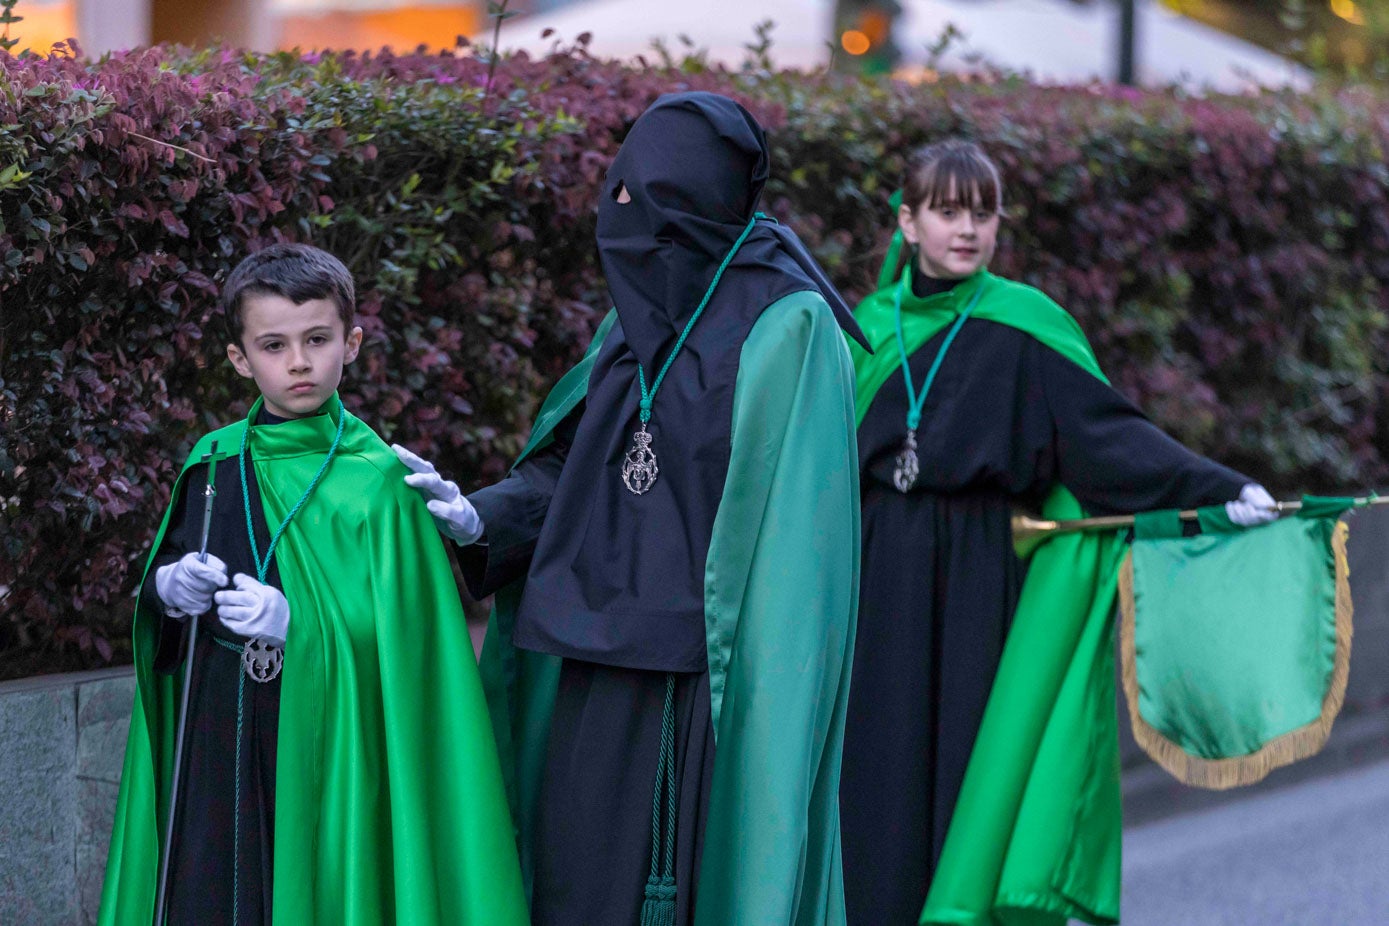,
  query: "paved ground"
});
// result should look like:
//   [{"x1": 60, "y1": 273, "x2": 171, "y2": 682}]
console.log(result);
[{"x1": 1118, "y1": 756, "x2": 1389, "y2": 925}]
